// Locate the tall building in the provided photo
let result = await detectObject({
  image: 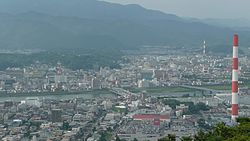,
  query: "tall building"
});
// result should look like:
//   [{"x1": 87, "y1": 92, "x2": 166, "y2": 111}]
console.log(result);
[
  {"x1": 51, "y1": 109, "x2": 62, "y2": 123},
  {"x1": 91, "y1": 77, "x2": 102, "y2": 89}
]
